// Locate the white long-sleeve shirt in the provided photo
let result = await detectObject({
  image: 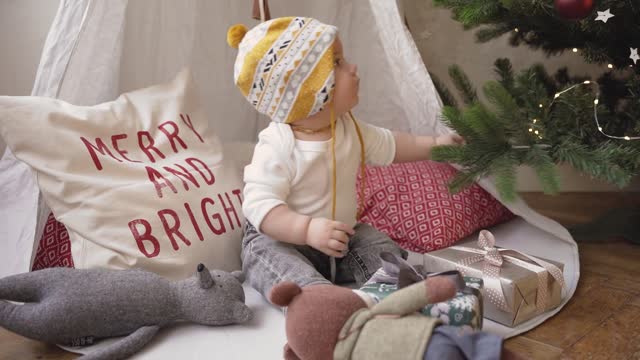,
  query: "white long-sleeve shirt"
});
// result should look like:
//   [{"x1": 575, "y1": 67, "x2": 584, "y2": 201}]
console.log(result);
[{"x1": 243, "y1": 116, "x2": 396, "y2": 232}]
